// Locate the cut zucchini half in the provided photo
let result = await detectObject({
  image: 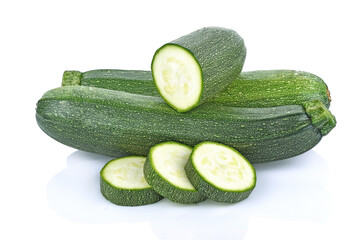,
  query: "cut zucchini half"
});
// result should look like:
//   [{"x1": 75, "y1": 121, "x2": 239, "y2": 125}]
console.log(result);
[
  {"x1": 185, "y1": 142, "x2": 256, "y2": 203},
  {"x1": 152, "y1": 27, "x2": 246, "y2": 112},
  {"x1": 152, "y1": 44, "x2": 203, "y2": 112},
  {"x1": 144, "y1": 142, "x2": 206, "y2": 204},
  {"x1": 100, "y1": 156, "x2": 163, "y2": 206}
]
